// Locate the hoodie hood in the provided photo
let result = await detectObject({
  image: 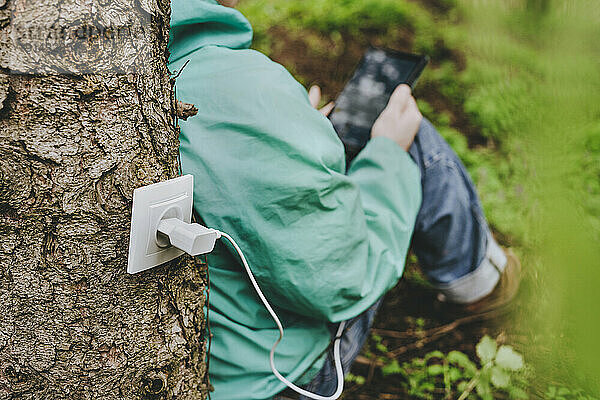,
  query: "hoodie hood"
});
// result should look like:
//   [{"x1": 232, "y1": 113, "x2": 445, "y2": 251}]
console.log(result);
[{"x1": 169, "y1": 0, "x2": 253, "y2": 63}]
